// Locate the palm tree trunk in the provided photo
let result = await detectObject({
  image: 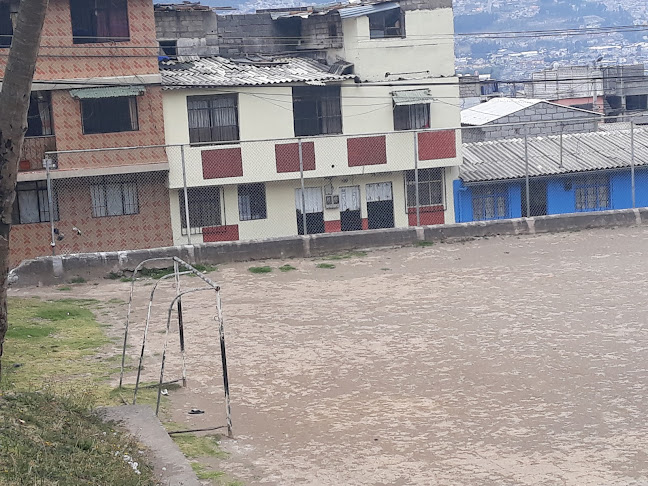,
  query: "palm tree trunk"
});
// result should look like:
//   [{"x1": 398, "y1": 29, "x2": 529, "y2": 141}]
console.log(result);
[{"x1": 0, "y1": 0, "x2": 49, "y2": 377}]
